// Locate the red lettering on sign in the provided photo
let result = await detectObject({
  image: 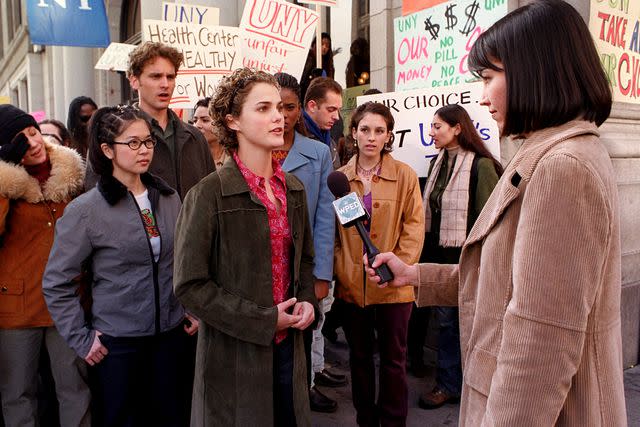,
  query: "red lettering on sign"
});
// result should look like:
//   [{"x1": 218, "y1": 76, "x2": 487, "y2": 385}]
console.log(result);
[{"x1": 397, "y1": 36, "x2": 429, "y2": 65}]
